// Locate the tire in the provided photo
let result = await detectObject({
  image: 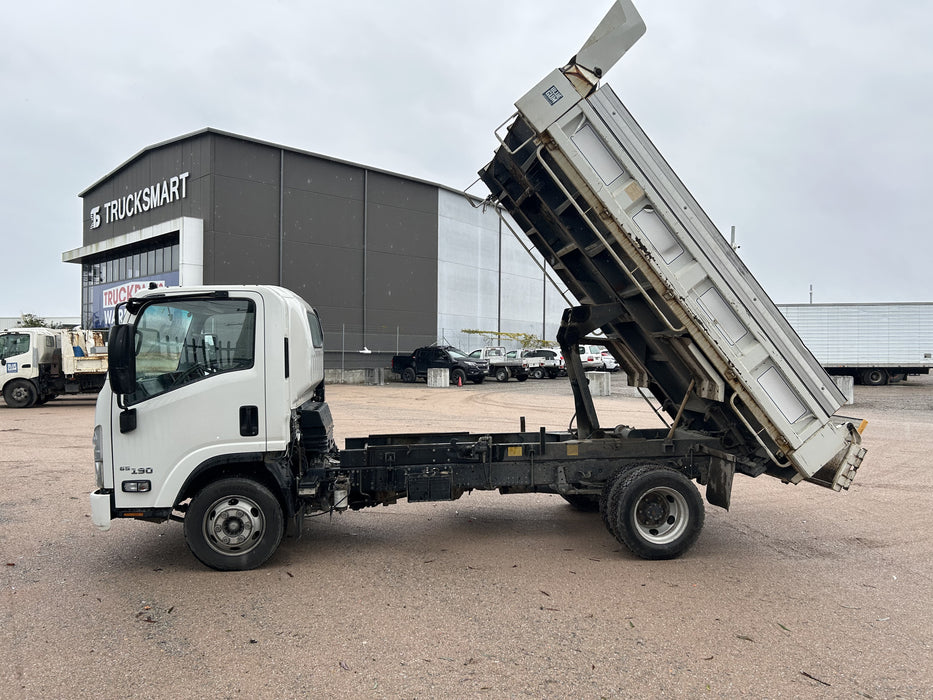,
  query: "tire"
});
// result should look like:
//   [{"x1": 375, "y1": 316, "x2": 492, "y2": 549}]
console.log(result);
[
  {"x1": 471, "y1": 376, "x2": 485, "y2": 385},
  {"x1": 3, "y1": 380, "x2": 38, "y2": 408},
  {"x1": 604, "y1": 466, "x2": 704, "y2": 560},
  {"x1": 401, "y1": 367, "x2": 417, "y2": 384},
  {"x1": 495, "y1": 368, "x2": 510, "y2": 382},
  {"x1": 547, "y1": 371, "x2": 559, "y2": 379},
  {"x1": 451, "y1": 368, "x2": 467, "y2": 386},
  {"x1": 184, "y1": 477, "x2": 285, "y2": 571},
  {"x1": 561, "y1": 494, "x2": 601, "y2": 512},
  {"x1": 530, "y1": 368, "x2": 545, "y2": 380},
  {"x1": 516, "y1": 374, "x2": 529, "y2": 382},
  {"x1": 860, "y1": 368, "x2": 888, "y2": 386},
  {"x1": 600, "y1": 465, "x2": 633, "y2": 537}
]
